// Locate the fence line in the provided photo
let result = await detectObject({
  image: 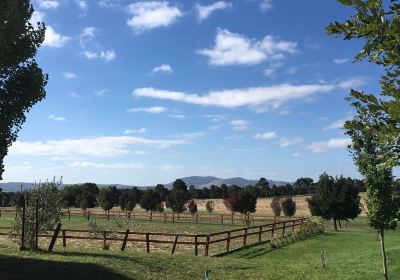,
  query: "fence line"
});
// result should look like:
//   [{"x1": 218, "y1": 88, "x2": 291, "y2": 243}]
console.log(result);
[
  {"x1": 0, "y1": 208, "x2": 297, "y2": 226},
  {"x1": 0, "y1": 217, "x2": 308, "y2": 256}
]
